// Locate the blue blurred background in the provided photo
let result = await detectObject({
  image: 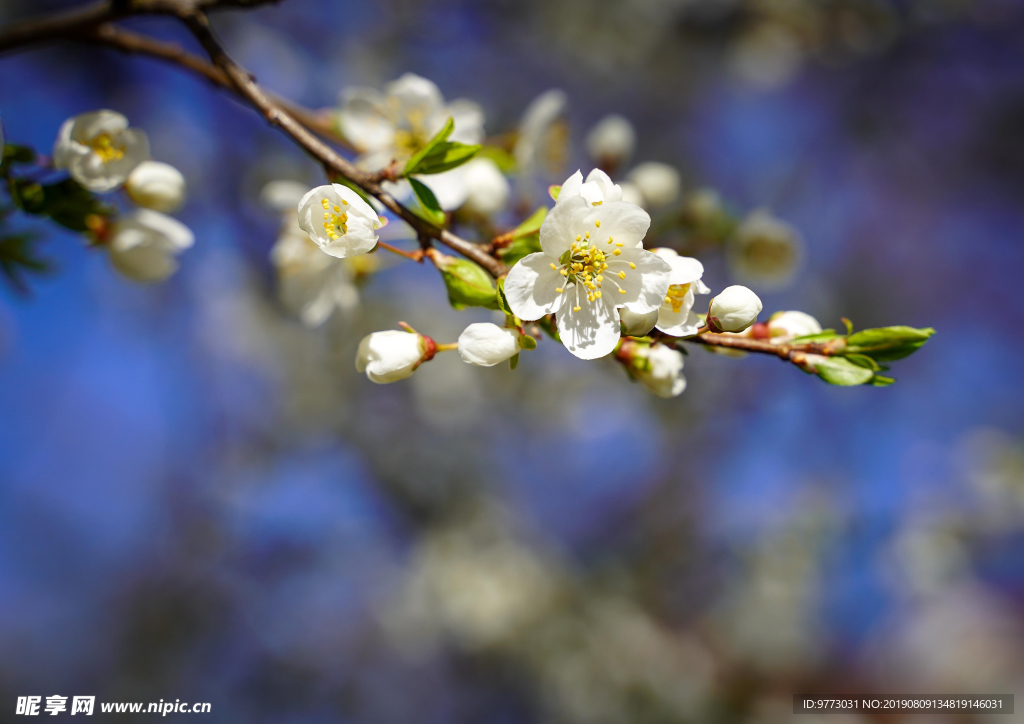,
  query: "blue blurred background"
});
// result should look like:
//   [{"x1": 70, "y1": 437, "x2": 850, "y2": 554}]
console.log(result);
[{"x1": 2, "y1": 0, "x2": 1024, "y2": 721}]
